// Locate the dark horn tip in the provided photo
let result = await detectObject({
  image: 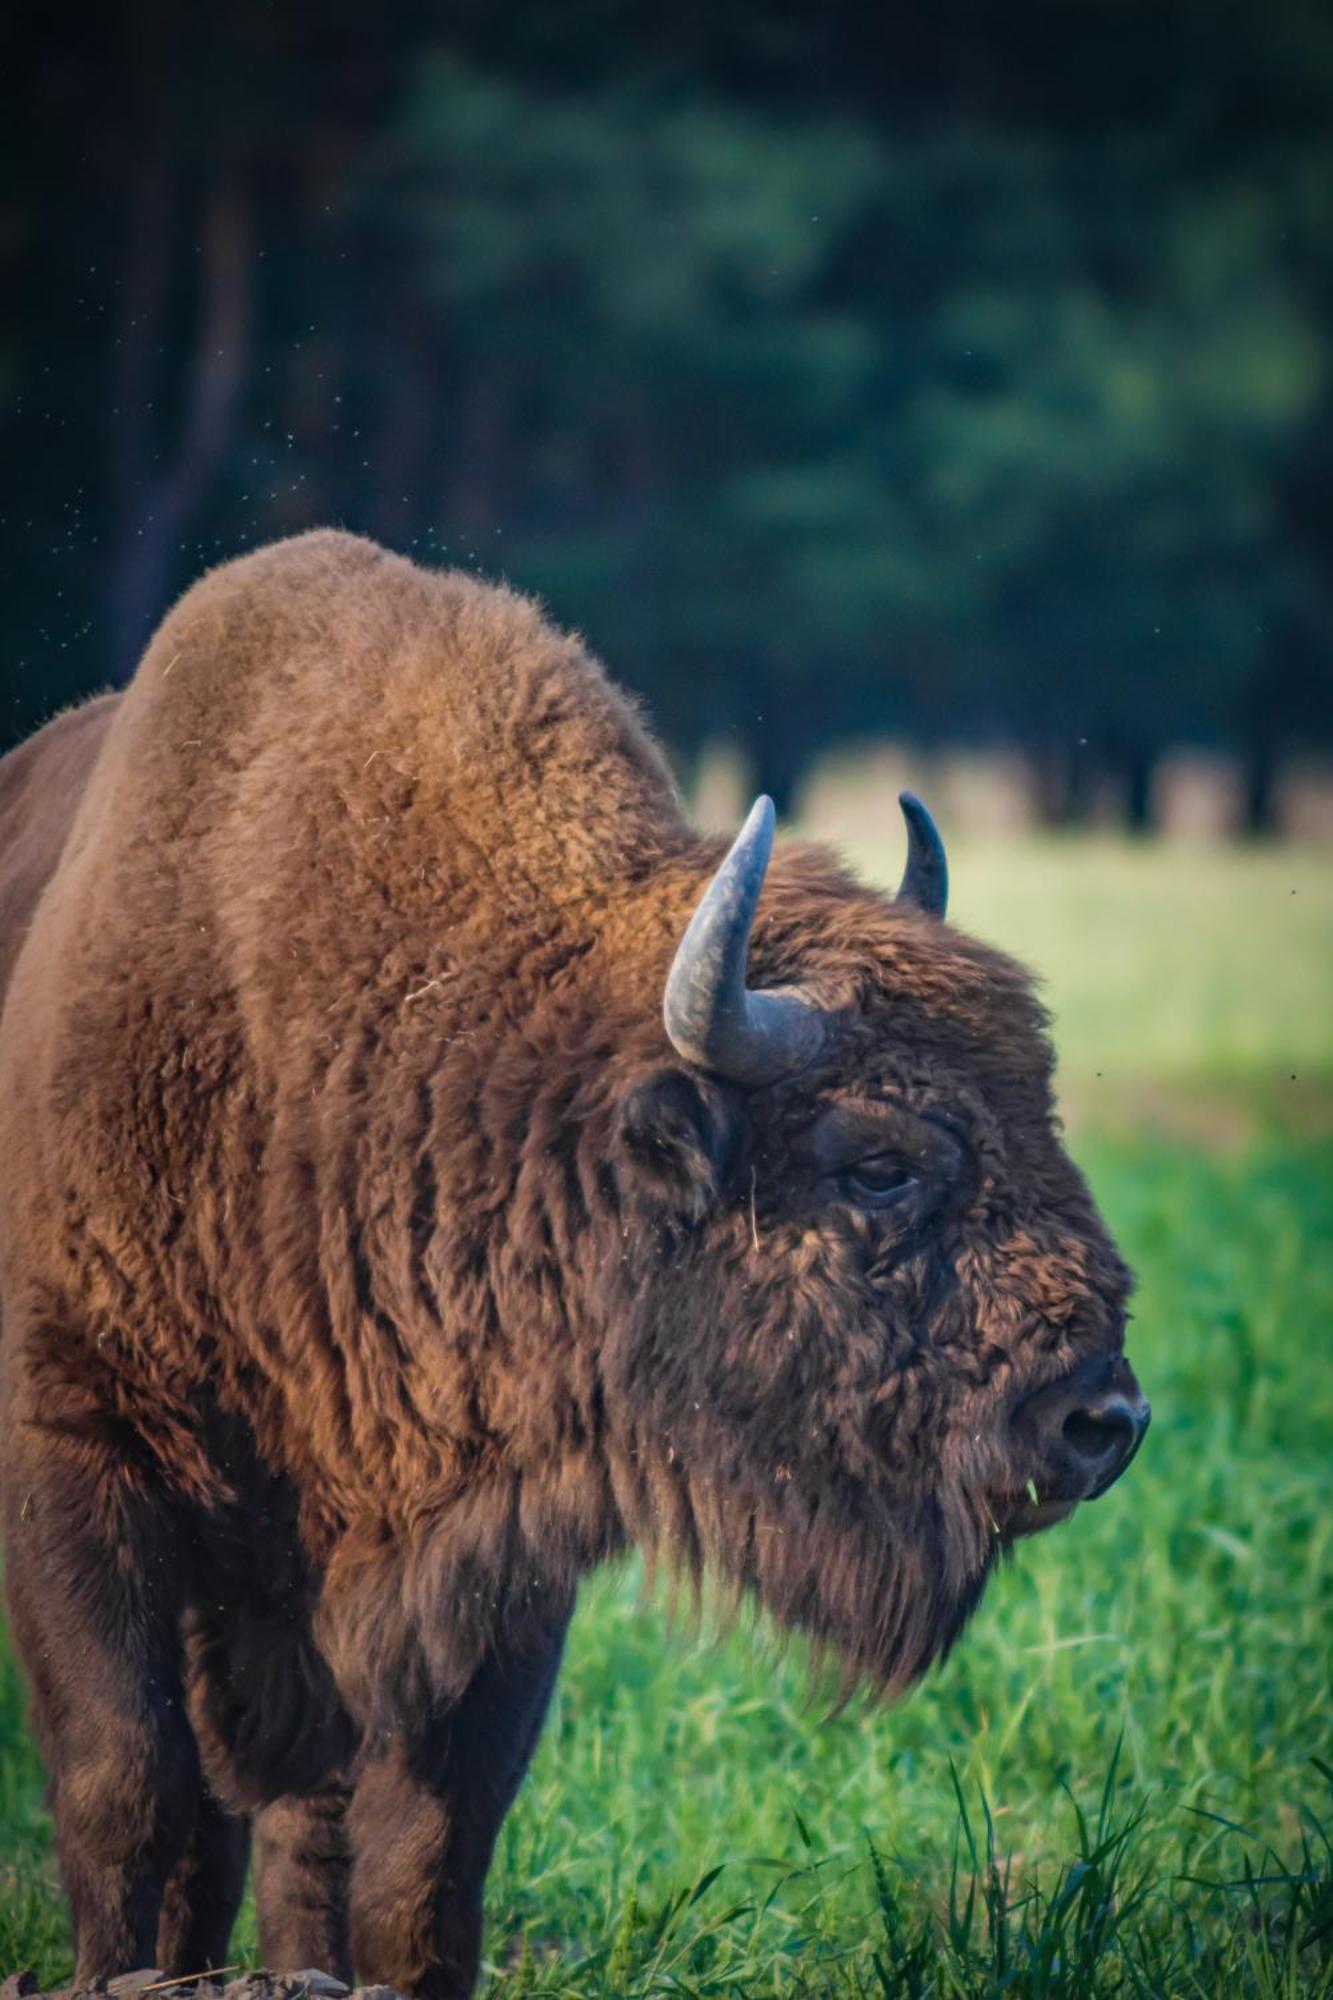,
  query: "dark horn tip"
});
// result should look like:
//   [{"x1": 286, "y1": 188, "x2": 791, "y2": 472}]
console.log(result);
[{"x1": 897, "y1": 790, "x2": 949, "y2": 919}]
